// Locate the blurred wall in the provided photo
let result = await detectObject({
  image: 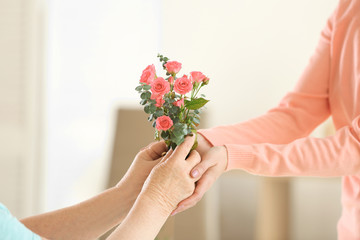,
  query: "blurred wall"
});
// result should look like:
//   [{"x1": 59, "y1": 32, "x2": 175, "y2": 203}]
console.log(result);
[{"x1": 0, "y1": 0, "x2": 45, "y2": 218}]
